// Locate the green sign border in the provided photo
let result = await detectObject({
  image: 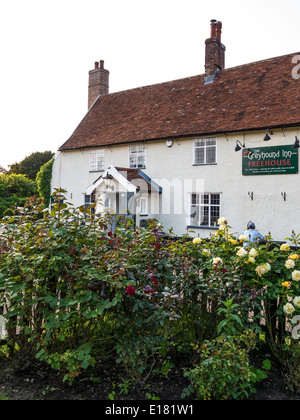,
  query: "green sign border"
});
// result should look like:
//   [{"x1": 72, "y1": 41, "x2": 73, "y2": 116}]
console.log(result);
[{"x1": 242, "y1": 145, "x2": 298, "y2": 176}]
